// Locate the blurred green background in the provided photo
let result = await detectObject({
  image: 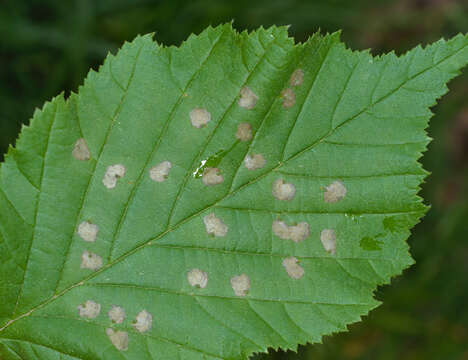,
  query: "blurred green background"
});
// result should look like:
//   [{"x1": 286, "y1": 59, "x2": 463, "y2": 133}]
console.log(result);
[{"x1": 1, "y1": 0, "x2": 467, "y2": 359}]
